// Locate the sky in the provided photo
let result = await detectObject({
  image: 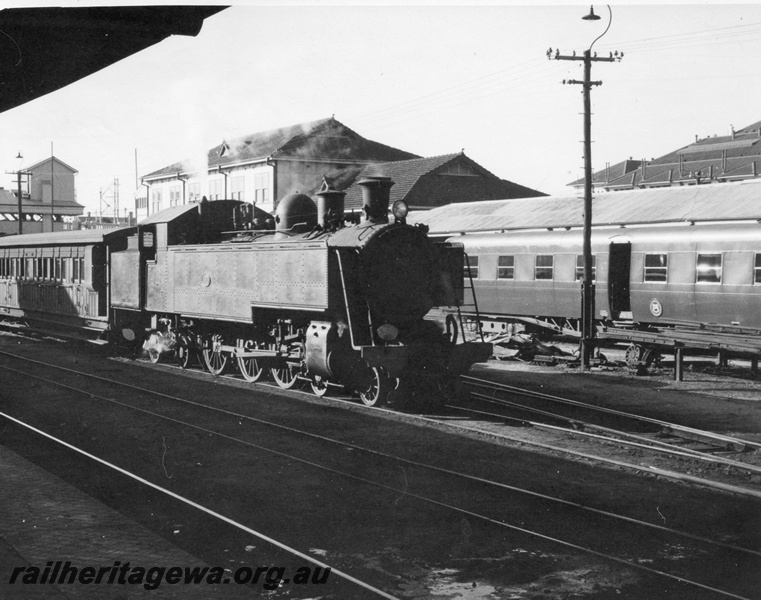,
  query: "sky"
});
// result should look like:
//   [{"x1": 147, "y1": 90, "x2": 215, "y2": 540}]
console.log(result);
[{"x1": 1, "y1": 1, "x2": 761, "y2": 217}]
